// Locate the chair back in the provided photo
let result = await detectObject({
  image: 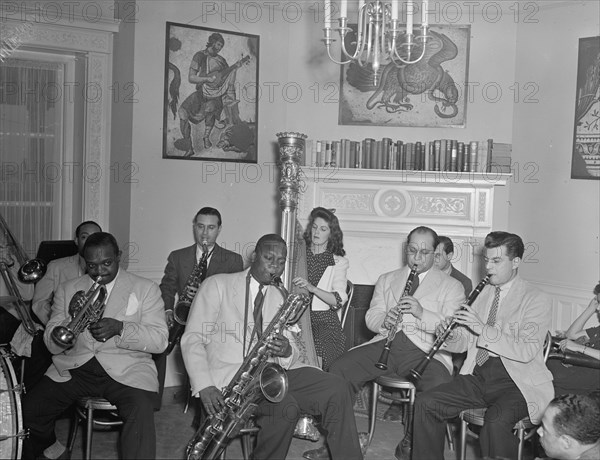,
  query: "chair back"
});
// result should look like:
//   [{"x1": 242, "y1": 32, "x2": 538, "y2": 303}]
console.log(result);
[{"x1": 340, "y1": 280, "x2": 354, "y2": 328}]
